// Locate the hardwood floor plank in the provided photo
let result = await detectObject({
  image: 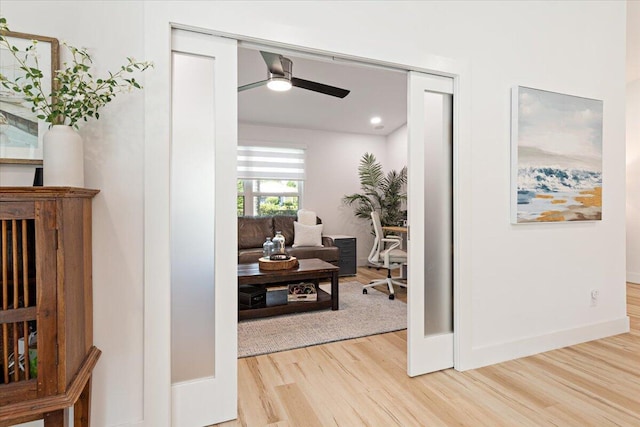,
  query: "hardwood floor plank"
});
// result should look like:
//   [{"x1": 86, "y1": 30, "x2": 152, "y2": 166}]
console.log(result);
[
  {"x1": 431, "y1": 369, "x2": 545, "y2": 427},
  {"x1": 214, "y1": 273, "x2": 639, "y2": 426},
  {"x1": 274, "y1": 383, "x2": 325, "y2": 427},
  {"x1": 467, "y1": 359, "x2": 629, "y2": 426},
  {"x1": 236, "y1": 358, "x2": 285, "y2": 426}
]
